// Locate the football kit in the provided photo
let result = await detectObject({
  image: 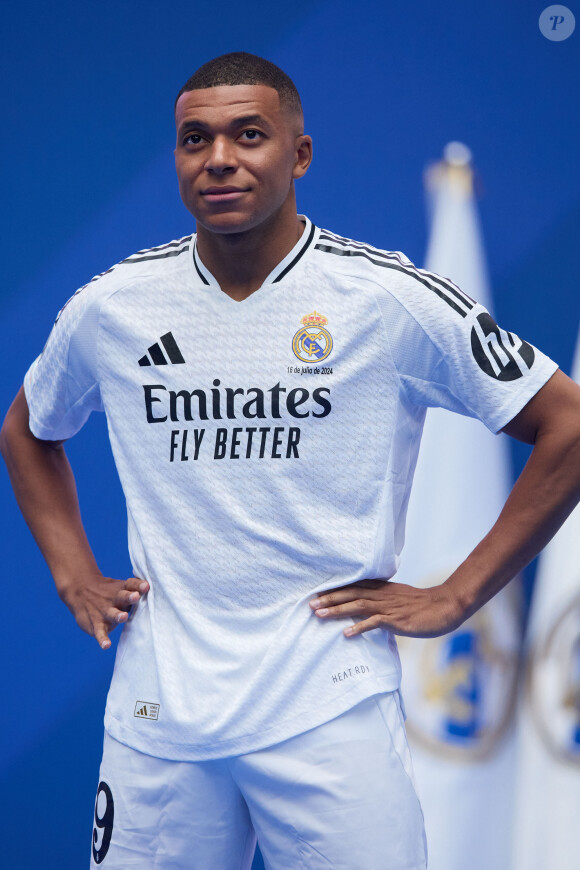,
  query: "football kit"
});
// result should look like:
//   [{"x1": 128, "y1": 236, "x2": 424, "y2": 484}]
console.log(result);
[
  {"x1": 25, "y1": 217, "x2": 557, "y2": 868},
  {"x1": 24, "y1": 216, "x2": 558, "y2": 763}
]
